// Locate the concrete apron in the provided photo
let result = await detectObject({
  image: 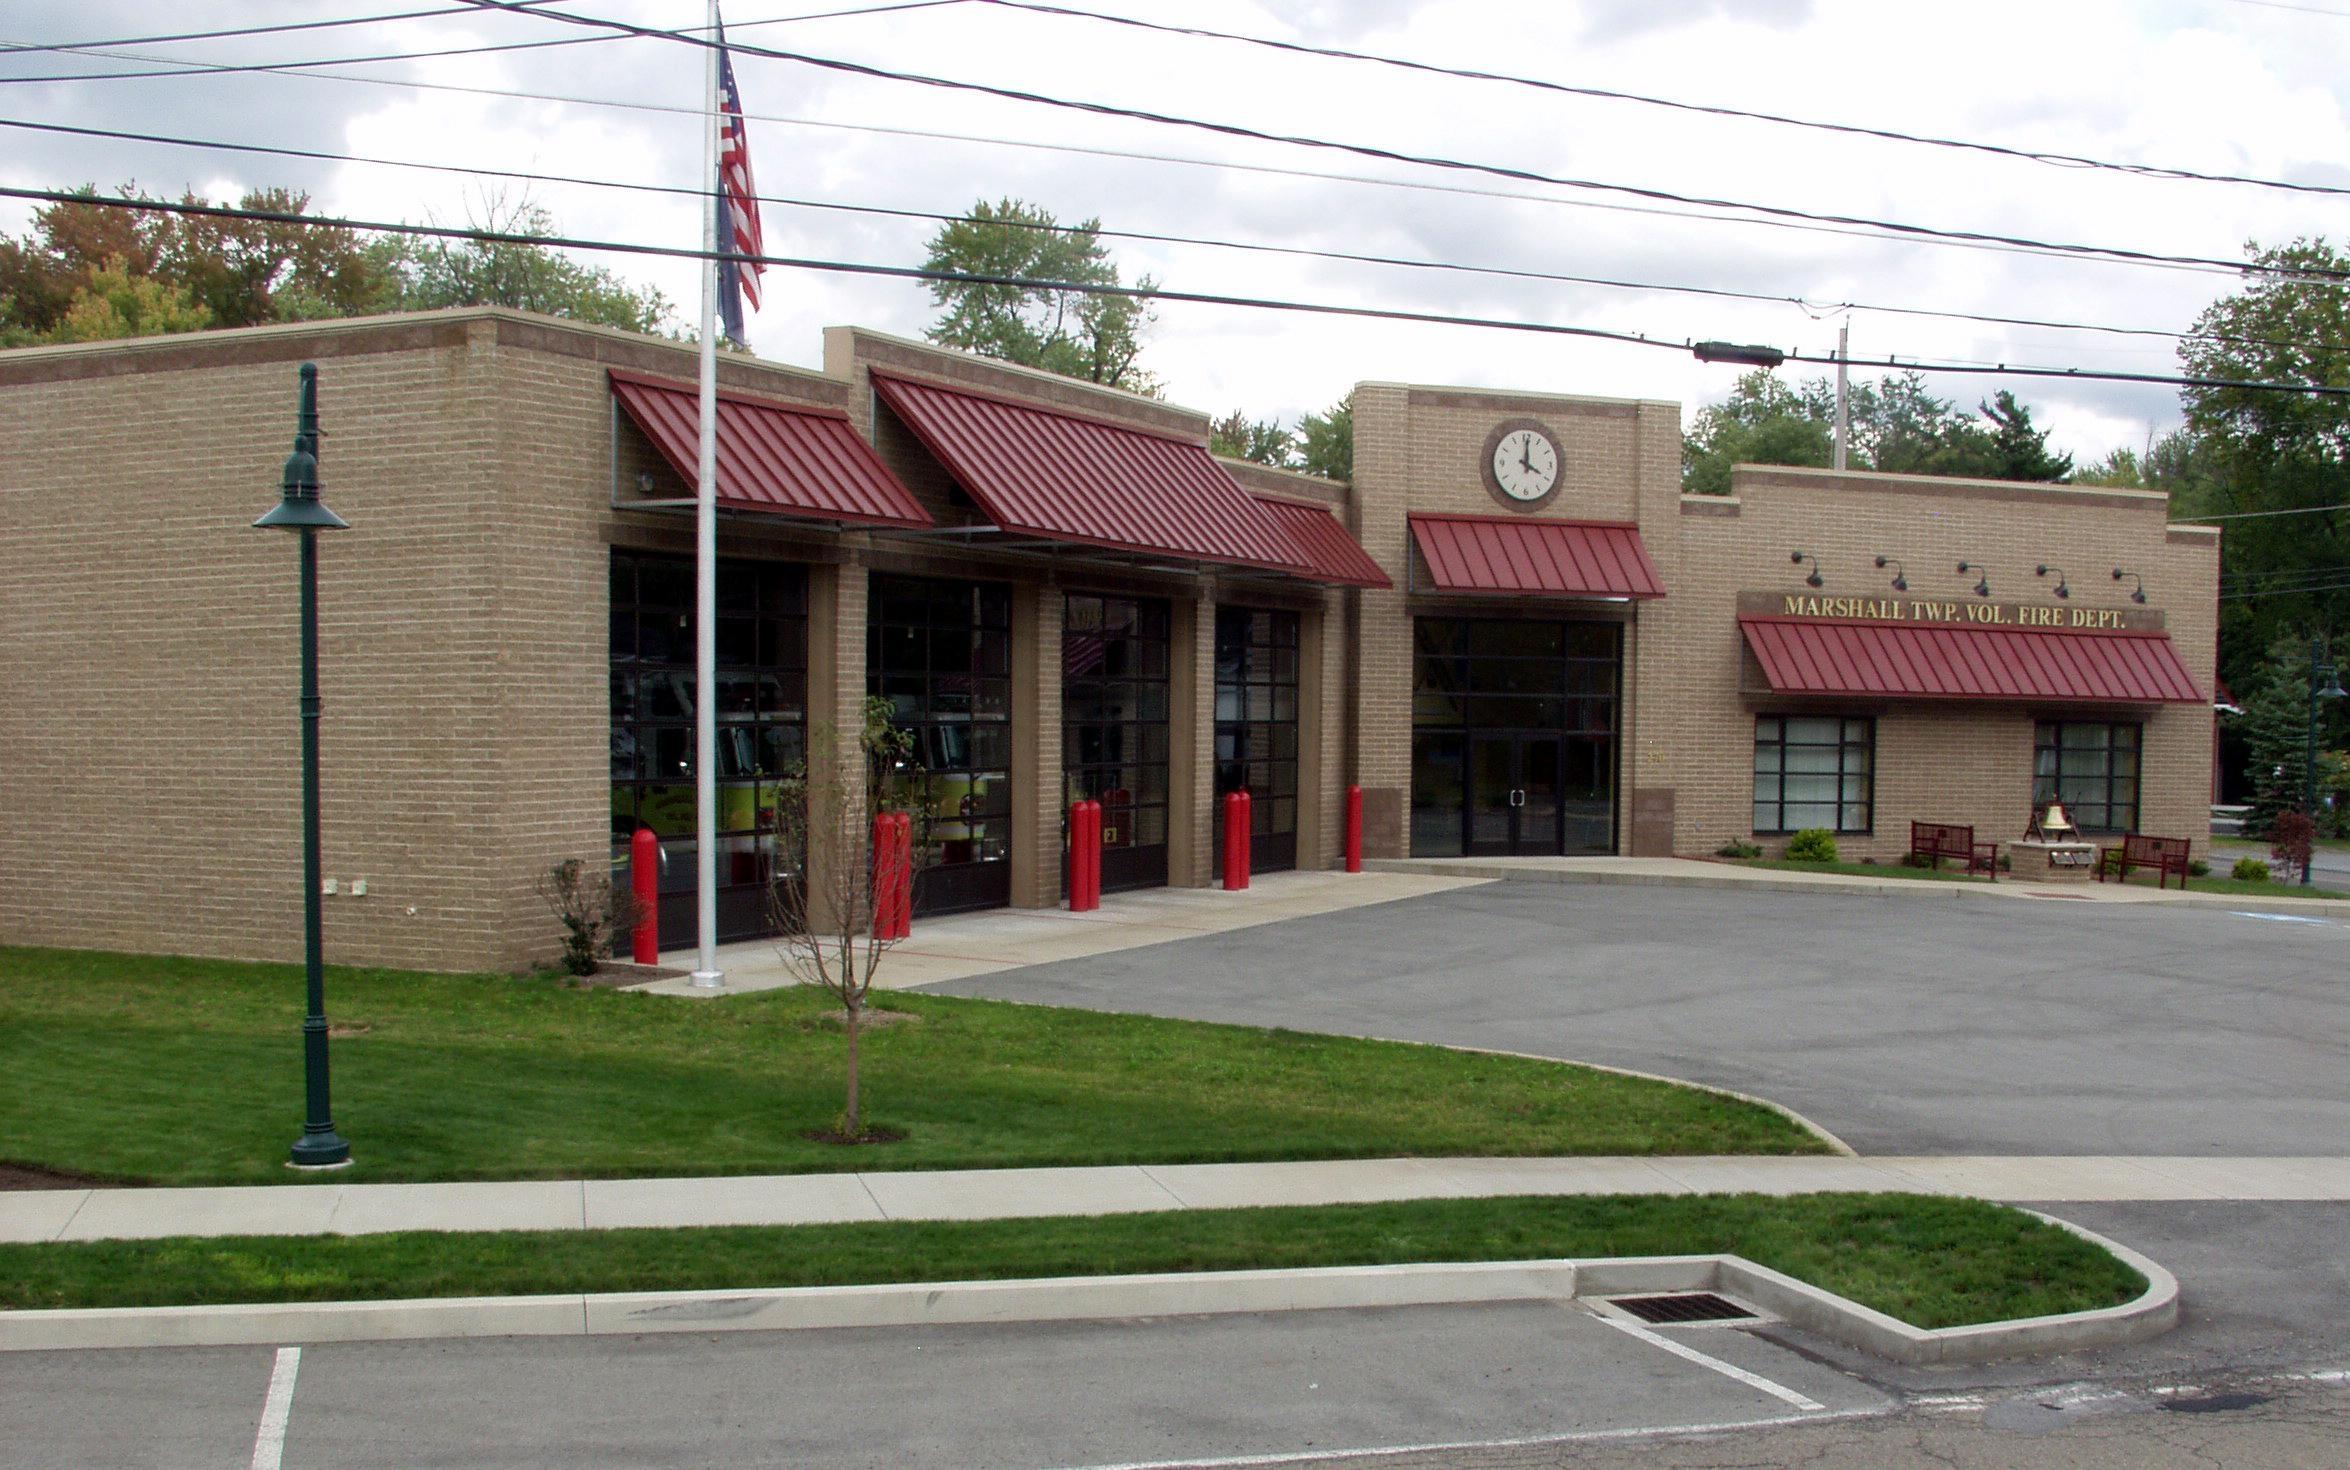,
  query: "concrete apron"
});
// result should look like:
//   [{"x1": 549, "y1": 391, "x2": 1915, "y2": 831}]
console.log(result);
[
  {"x1": 631, "y1": 869, "x2": 1492, "y2": 996},
  {"x1": 0, "y1": 1211, "x2": 2177, "y2": 1365}
]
